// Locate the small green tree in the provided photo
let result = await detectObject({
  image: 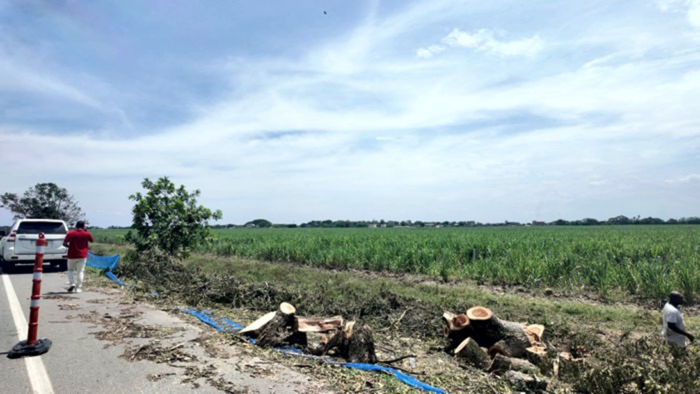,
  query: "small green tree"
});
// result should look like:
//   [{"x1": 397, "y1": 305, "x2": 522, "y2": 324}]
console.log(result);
[
  {"x1": 0, "y1": 182, "x2": 85, "y2": 224},
  {"x1": 125, "y1": 177, "x2": 222, "y2": 259}
]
